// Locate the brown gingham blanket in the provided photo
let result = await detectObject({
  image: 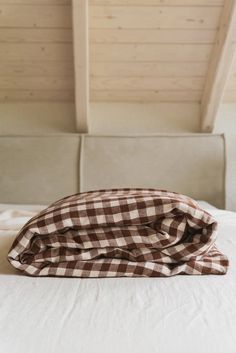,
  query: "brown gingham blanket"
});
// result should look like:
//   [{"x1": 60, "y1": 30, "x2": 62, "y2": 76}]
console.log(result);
[{"x1": 8, "y1": 189, "x2": 228, "y2": 277}]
